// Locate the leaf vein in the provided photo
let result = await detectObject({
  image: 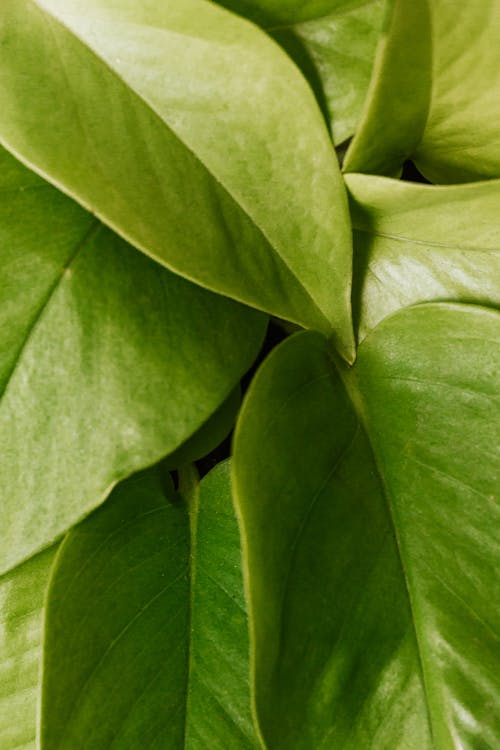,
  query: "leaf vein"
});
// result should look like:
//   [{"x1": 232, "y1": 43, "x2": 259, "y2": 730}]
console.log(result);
[
  {"x1": 55, "y1": 570, "x2": 187, "y2": 749},
  {"x1": 353, "y1": 225, "x2": 500, "y2": 253},
  {"x1": 277, "y1": 423, "x2": 361, "y2": 663},
  {"x1": 0, "y1": 219, "x2": 99, "y2": 405}
]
